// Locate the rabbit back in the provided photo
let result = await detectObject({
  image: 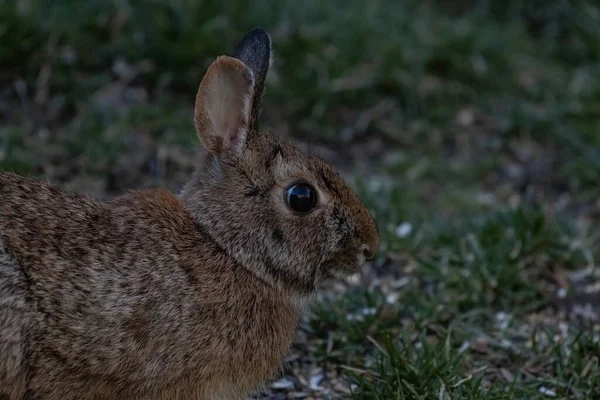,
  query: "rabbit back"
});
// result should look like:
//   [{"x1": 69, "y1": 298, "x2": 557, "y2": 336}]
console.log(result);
[{"x1": 0, "y1": 171, "x2": 299, "y2": 399}]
